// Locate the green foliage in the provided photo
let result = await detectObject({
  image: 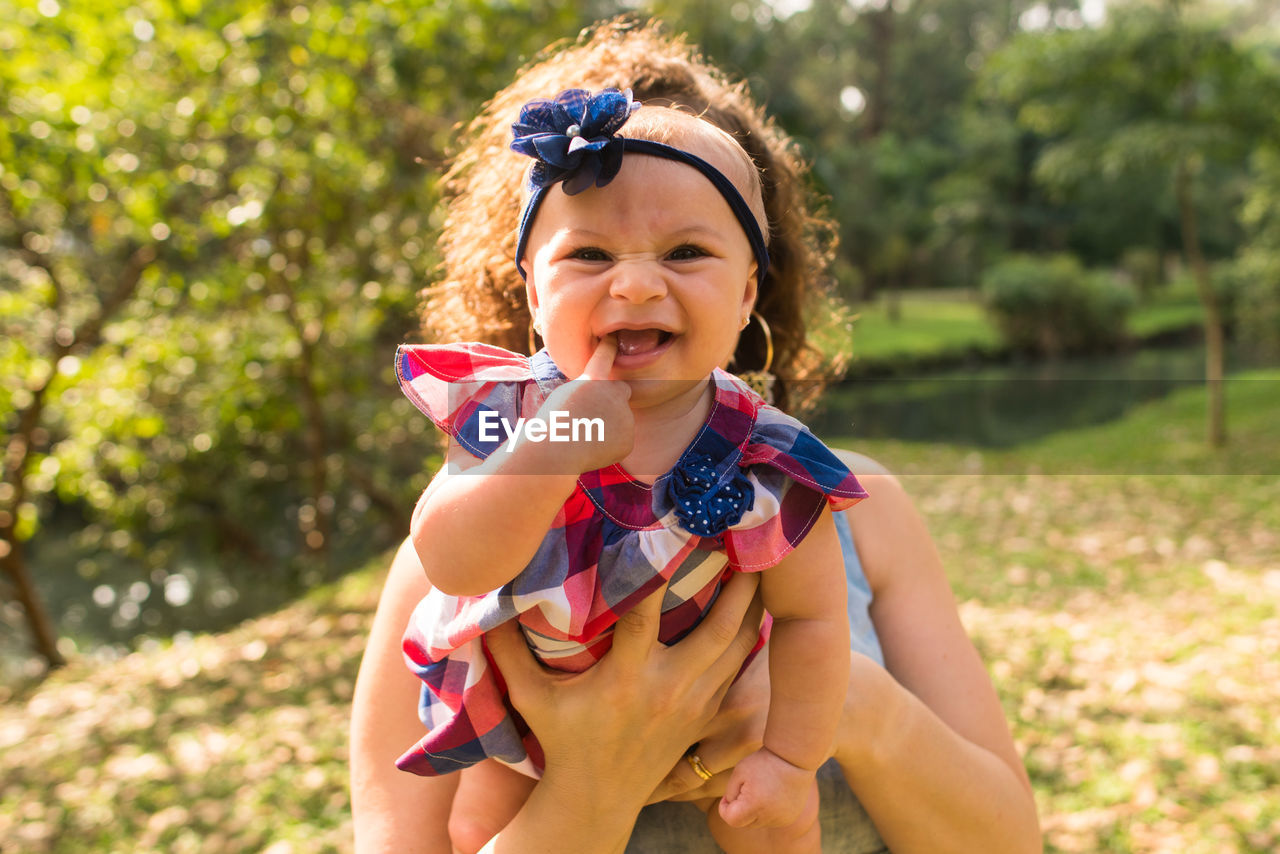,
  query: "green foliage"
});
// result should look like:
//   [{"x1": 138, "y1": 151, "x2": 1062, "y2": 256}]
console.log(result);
[
  {"x1": 0, "y1": 0, "x2": 593, "y2": 645},
  {"x1": 1231, "y1": 142, "x2": 1280, "y2": 360},
  {"x1": 5, "y1": 0, "x2": 1280, "y2": 665},
  {"x1": 979, "y1": 3, "x2": 1280, "y2": 267},
  {"x1": 1219, "y1": 251, "x2": 1280, "y2": 360},
  {"x1": 1120, "y1": 246, "x2": 1164, "y2": 297},
  {"x1": 980, "y1": 254, "x2": 1136, "y2": 356}
]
